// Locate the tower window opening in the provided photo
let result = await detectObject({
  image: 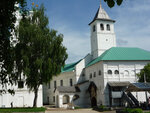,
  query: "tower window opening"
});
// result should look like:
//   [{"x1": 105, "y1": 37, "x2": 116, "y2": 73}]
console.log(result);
[
  {"x1": 93, "y1": 25, "x2": 96, "y2": 32},
  {"x1": 100, "y1": 24, "x2": 104, "y2": 31},
  {"x1": 107, "y1": 24, "x2": 110, "y2": 31}
]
